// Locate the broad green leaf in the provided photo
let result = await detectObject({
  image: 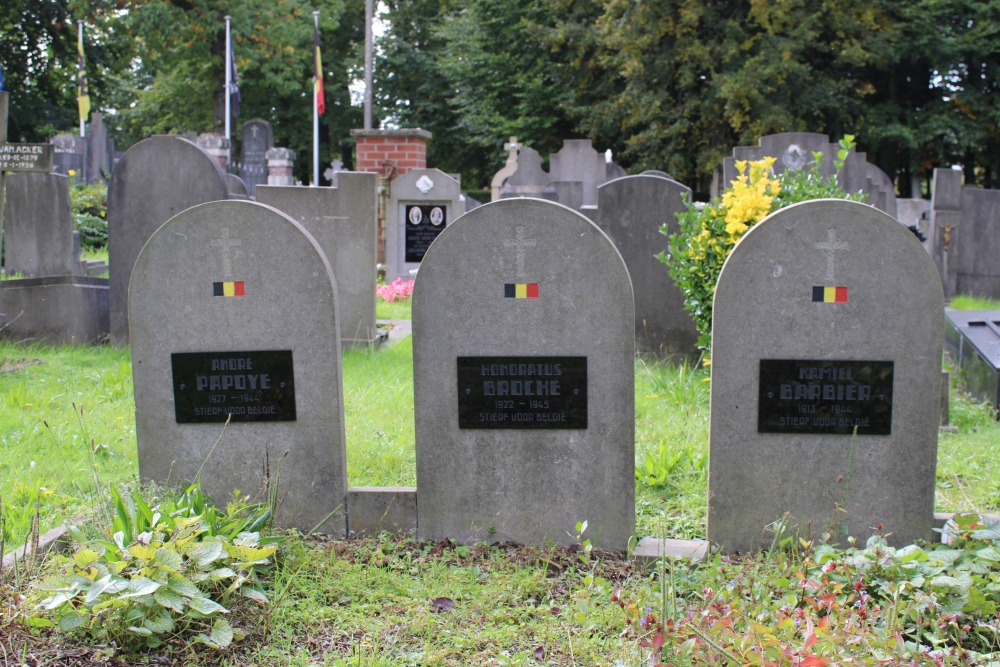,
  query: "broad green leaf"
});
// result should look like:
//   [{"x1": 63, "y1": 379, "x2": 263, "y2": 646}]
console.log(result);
[
  {"x1": 84, "y1": 574, "x2": 129, "y2": 605},
  {"x1": 187, "y1": 538, "x2": 225, "y2": 568},
  {"x1": 226, "y1": 543, "x2": 277, "y2": 565},
  {"x1": 209, "y1": 566, "x2": 237, "y2": 581},
  {"x1": 233, "y1": 531, "x2": 261, "y2": 547},
  {"x1": 40, "y1": 588, "x2": 81, "y2": 610},
  {"x1": 127, "y1": 540, "x2": 157, "y2": 562},
  {"x1": 128, "y1": 625, "x2": 153, "y2": 637},
  {"x1": 58, "y1": 611, "x2": 88, "y2": 632},
  {"x1": 118, "y1": 577, "x2": 161, "y2": 599},
  {"x1": 73, "y1": 548, "x2": 102, "y2": 568},
  {"x1": 143, "y1": 609, "x2": 175, "y2": 634},
  {"x1": 34, "y1": 574, "x2": 72, "y2": 592},
  {"x1": 196, "y1": 618, "x2": 234, "y2": 648},
  {"x1": 168, "y1": 573, "x2": 202, "y2": 598},
  {"x1": 154, "y1": 546, "x2": 184, "y2": 572},
  {"x1": 25, "y1": 616, "x2": 55, "y2": 628},
  {"x1": 240, "y1": 586, "x2": 269, "y2": 604},
  {"x1": 153, "y1": 587, "x2": 186, "y2": 613},
  {"x1": 187, "y1": 596, "x2": 228, "y2": 616}
]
